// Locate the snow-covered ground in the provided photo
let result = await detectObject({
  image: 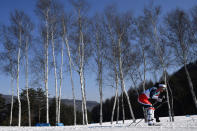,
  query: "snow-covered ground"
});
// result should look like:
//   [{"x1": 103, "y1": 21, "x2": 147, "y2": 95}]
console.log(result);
[{"x1": 1, "y1": 115, "x2": 197, "y2": 131}]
